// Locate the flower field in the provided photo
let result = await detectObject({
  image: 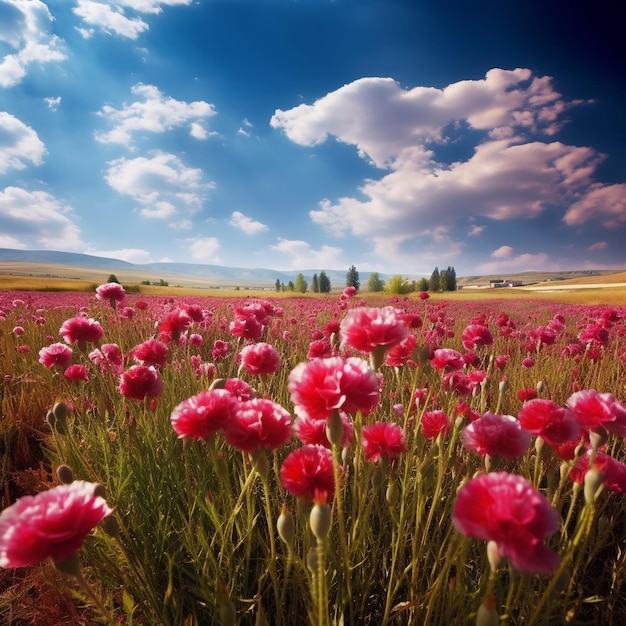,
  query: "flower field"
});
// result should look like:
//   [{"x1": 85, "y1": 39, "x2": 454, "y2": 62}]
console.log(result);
[{"x1": 2, "y1": 286, "x2": 626, "y2": 625}]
